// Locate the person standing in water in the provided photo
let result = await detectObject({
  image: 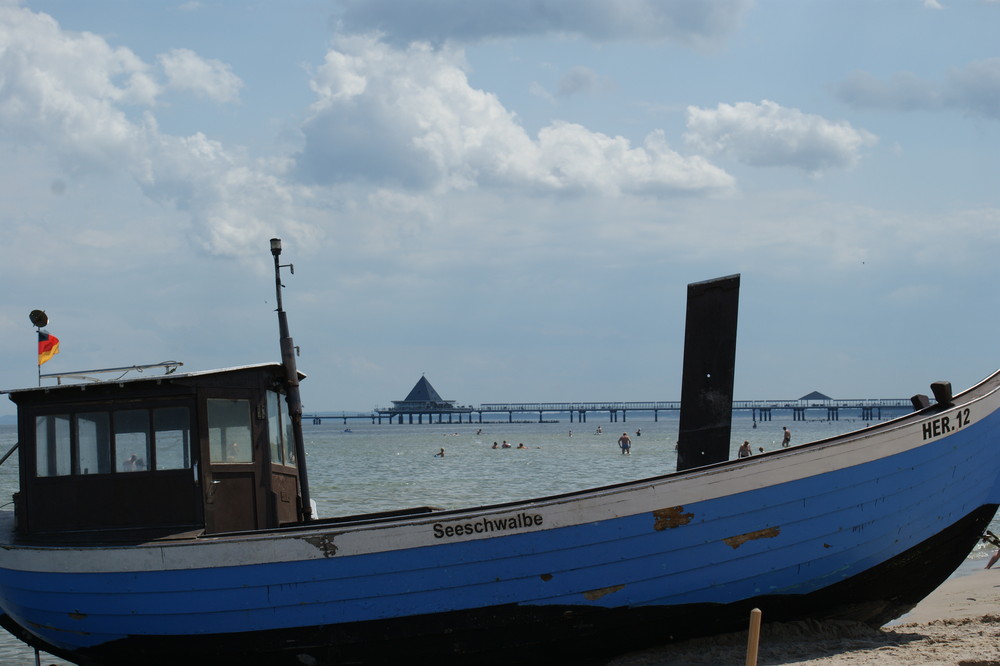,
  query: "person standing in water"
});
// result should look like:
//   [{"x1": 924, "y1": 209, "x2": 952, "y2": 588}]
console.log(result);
[
  {"x1": 782, "y1": 426, "x2": 791, "y2": 447},
  {"x1": 618, "y1": 432, "x2": 632, "y2": 455}
]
